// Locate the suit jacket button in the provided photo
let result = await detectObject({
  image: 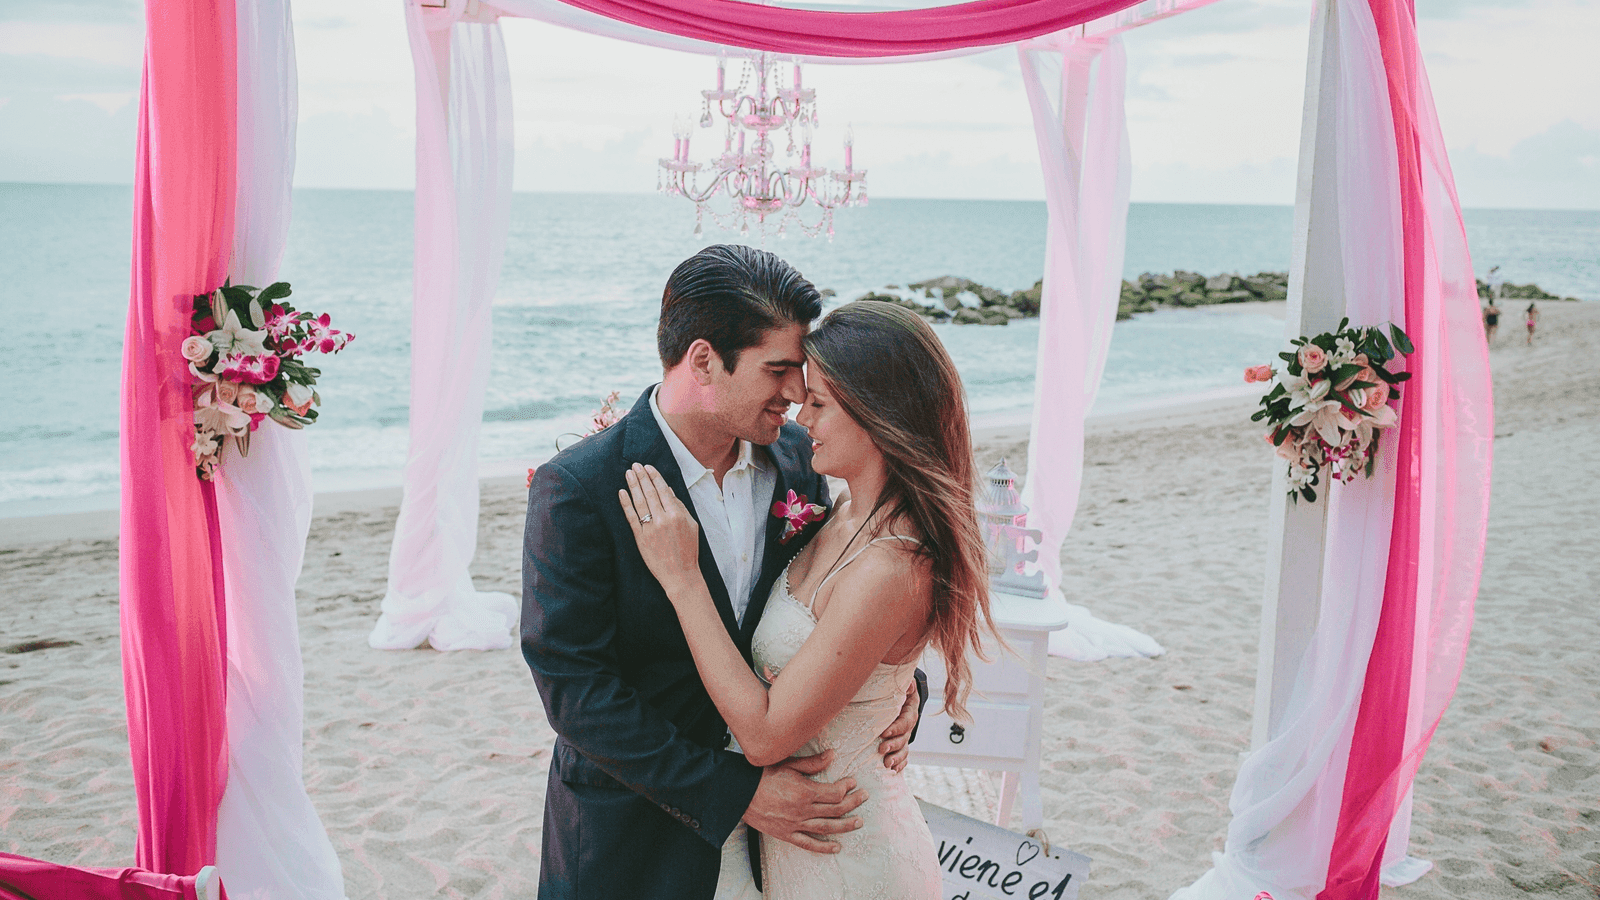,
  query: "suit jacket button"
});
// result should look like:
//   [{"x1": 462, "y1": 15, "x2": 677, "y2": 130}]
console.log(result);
[{"x1": 691, "y1": 819, "x2": 700, "y2": 829}]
